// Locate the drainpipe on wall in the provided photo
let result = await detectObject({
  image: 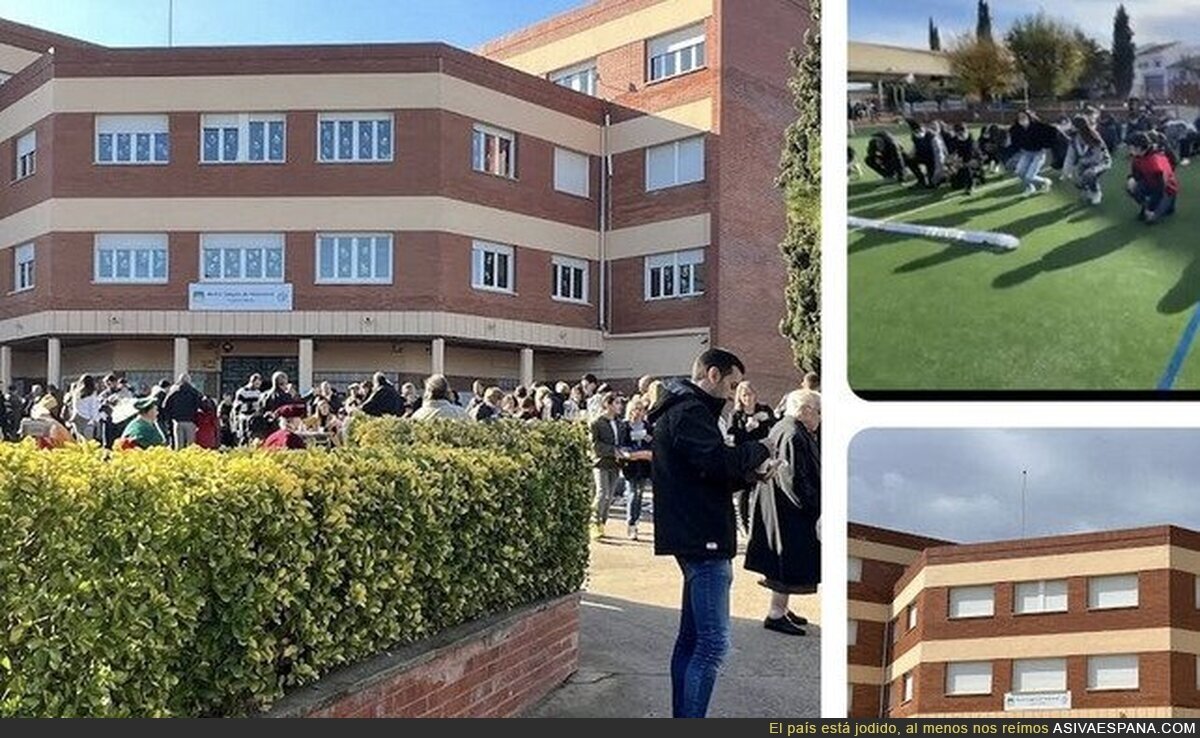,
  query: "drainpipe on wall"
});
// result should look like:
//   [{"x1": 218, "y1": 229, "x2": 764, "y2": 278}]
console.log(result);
[{"x1": 599, "y1": 111, "x2": 611, "y2": 333}]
